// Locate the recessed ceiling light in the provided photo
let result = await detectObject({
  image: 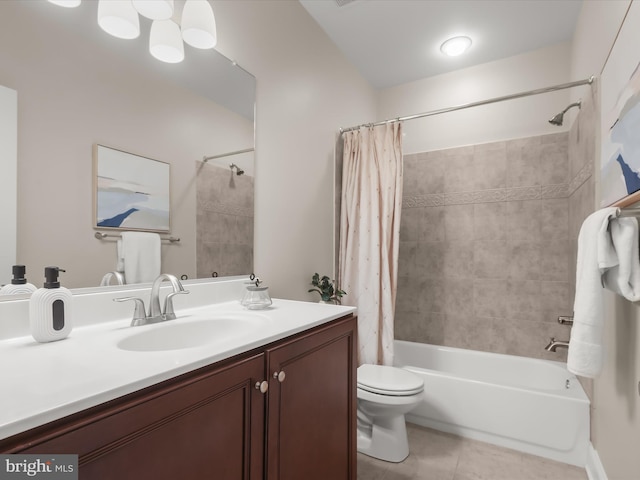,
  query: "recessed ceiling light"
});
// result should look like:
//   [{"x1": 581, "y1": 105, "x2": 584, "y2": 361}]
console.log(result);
[{"x1": 440, "y1": 36, "x2": 472, "y2": 57}]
